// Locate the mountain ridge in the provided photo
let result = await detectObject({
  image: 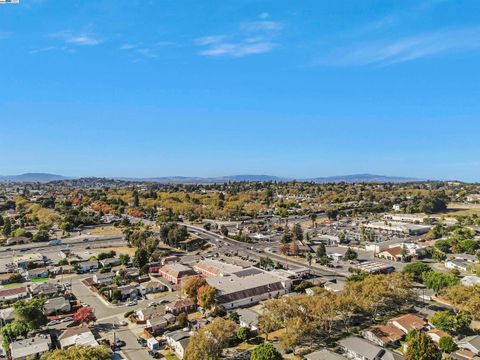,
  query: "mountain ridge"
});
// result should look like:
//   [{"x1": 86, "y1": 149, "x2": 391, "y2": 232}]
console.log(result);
[{"x1": 0, "y1": 173, "x2": 425, "y2": 183}]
